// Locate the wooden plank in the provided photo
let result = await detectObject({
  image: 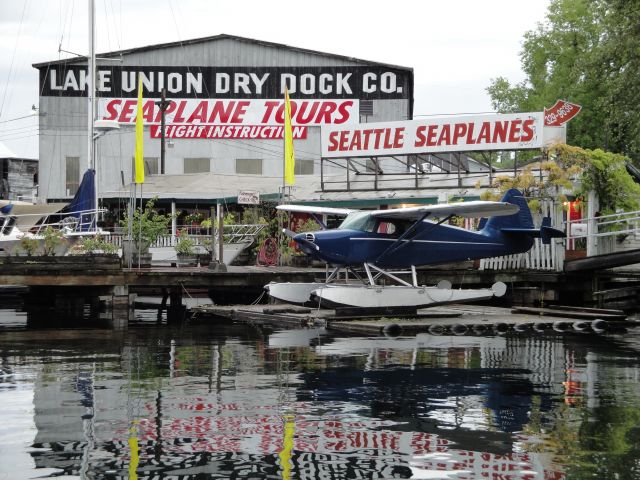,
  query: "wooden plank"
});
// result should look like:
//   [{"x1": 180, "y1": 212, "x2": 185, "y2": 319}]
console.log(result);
[
  {"x1": 547, "y1": 305, "x2": 625, "y2": 315},
  {"x1": 511, "y1": 306, "x2": 626, "y2": 320}
]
